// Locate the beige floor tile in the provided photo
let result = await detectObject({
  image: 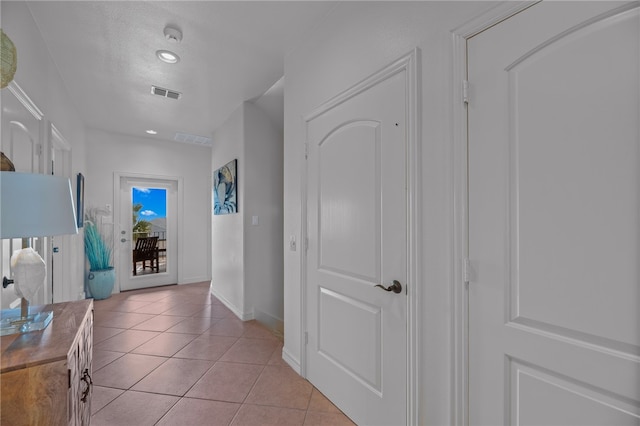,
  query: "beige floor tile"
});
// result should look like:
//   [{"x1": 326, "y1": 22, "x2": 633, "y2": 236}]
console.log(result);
[
  {"x1": 165, "y1": 316, "x2": 217, "y2": 334},
  {"x1": 107, "y1": 300, "x2": 153, "y2": 313},
  {"x1": 131, "y1": 314, "x2": 188, "y2": 332},
  {"x1": 245, "y1": 365, "x2": 313, "y2": 410},
  {"x1": 93, "y1": 353, "x2": 166, "y2": 389},
  {"x1": 93, "y1": 349, "x2": 125, "y2": 370},
  {"x1": 268, "y1": 343, "x2": 289, "y2": 367},
  {"x1": 132, "y1": 358, "x2": 214, "y2": 396},
  {"x1": 131, "y1": 332, "x2": 196, "y2": 357},
  {"x1": 90, "y1": 390, "x2": 179, "y2": 426},
  {"x1": 133, "y1": 301, "x2": 174, "y2": 315},
  {"x1": 94, "y1": 329, "x2": 160, "y2": 353},
  {"x1": 89, "y1": 282, "x2": 351, "y2": 426},
  {"x1": 161, "y1": 302, "x2": 211, "y2": 316},
  {"x1": 156, "y1": 398, "x2": 240, "y2": 426},
  {"x1": 174, "y1": 334, "x2": 238, "y2": 361},
  {"x1": 94, "y1": 311, "x2": 156, "y2": 329},
  {"x1": 219, "y1": 337, "x2": 280, "y2": 365},
  {"x1": 93, "y1": 326, "x2": 125, "y2": 344},
  {"x1": 303, "y1": 411, "x2": 356, "y2": 425},
  {"x1": 307, "y1": 388, "x2": 342, "y2": 413},
  {"x1": 91, "y1": 386, "x2": 124, "y2": 415},
  {"x1": 231, "y1": 404, "x2": 306, "y2": 426},
  {"x1": 242, "y1": 320, "x2": 280, "y2": 340},
  {"x1": 192, "y1": 303, "x2": 235, "y2": 319},
  {"x1": 207, "y1": 317, "x2": 247, "y2": 337},
  {"x1": 186, "y1": 361, "x2": 263, "y2": 403}
]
